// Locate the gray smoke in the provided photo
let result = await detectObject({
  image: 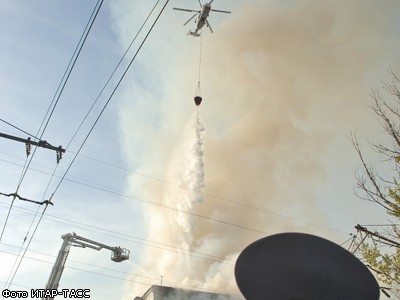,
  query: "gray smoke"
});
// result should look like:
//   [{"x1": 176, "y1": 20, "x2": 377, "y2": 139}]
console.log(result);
[{"x1": 115, "y1": 0, "x2": 400, "y2": 298}]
